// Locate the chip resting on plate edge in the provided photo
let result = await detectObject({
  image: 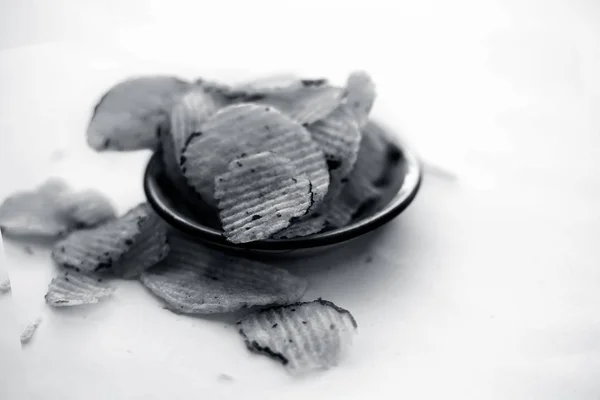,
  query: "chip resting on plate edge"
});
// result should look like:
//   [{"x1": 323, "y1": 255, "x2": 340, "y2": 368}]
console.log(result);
[
  {"x1": 87, "y1": 75, "x2": 191, "y2": 151},
  {"x1": 345, "y1": 71, "x2": 377, "y2": 128},
  {"x1": 214, "y1": 152, "x2": 313, "y2": 243},
  {"x1": 51, "y1": 203, "x2": 169, "y2": 278},
  {"x1": 252, "y1": 84, "x2": 346, "y2": 126},
  {"x1": 181, "y1": 103, "x2": 329, "y2": 206},
  {"x1": 231, "y1": 75, "x2": 329, "y2": 96},
  {"x1": 324, "y1": 121, "x2": 399, "y2": 228},
  {"x1": 307, "y1": 105, "x2": 362, "y2": 181},
  {"x1": 45, "y1": 270, "x2": 115, "y2": 307},
  {"x1": 159, "y1": 87, "x2": 222, "y2": 205},
  {"x1": 140, "y1": 232, "x2": 308, "y2": 314},
  {"x1": 237, "y1": 299, "x2": 358, "y2": 374},
  {"x1": 161, "y1": 88, "x2": 222, "y2": 182}
]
